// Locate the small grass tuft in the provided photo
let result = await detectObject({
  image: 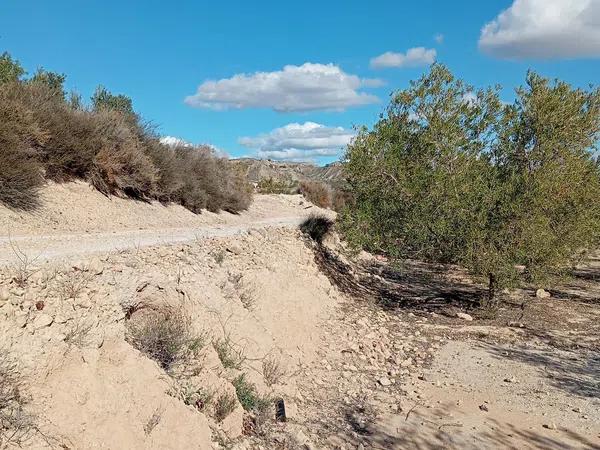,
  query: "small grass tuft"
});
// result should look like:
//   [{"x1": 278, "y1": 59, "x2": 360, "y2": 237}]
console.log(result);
[
  {"x1": 213, "y1": 336, "x2": 246, "y2": 370},
  {"x1": 213, "y1": 392, "x2": 237, "y2": 423},
  {"x1": 262, "y1": 356, "x2": 286, "y2": 387},
  {"x1": 181, "y1": 383, "x2": 214, "y2": 412},
  {"x1": 232, "y1": 374, "x2": 271, "y2": 413}
]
